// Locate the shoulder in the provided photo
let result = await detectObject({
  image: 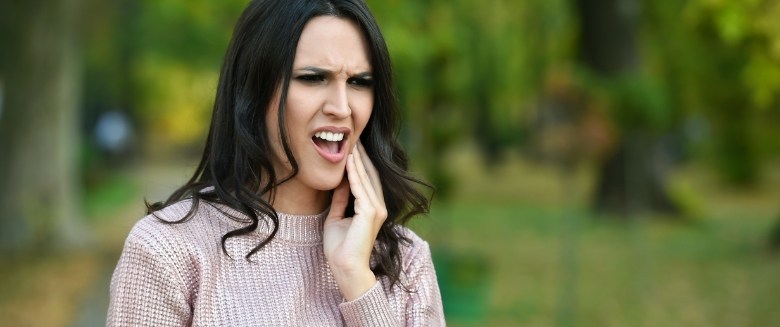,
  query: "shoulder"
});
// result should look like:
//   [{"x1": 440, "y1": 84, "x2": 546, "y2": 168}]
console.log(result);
[
  {"x1": 122, "y1": 200, "x2": 195, "y2": 258},
  {"x1": 117, "y1": 200, "x2": 218, "y2": 285},
  {"x1": 110, "y1": 203, "x2": 201, "y2": 323},
  {"x1": 124, "y1": 199, "x2": 225, "y2": 257},
  {"x1": 129, "y1": 199, "x2": 198, "y2": 240},
  {"x1": 396, "y1": 225, "x2": 428, "y2": 248},
  {"x1": 395, "y1": 225, "x2": 433, "y2": 270}
]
